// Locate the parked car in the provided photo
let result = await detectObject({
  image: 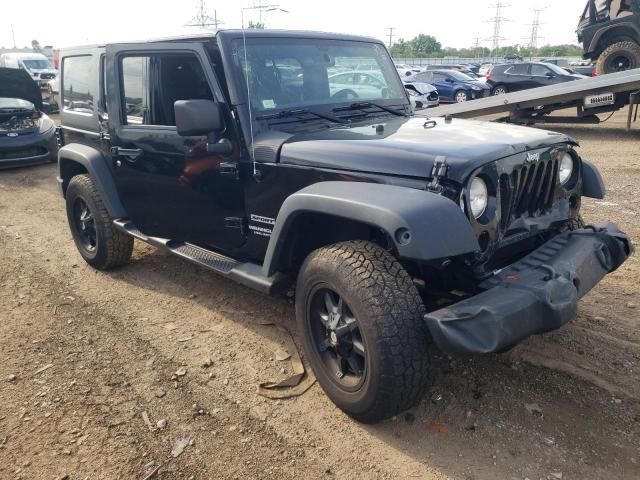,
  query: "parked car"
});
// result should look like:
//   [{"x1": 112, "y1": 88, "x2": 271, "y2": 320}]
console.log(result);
[
  {"x1": 409, "y1": 70, "x2": 490, "y2": 102},
  {"x1": 328, "y1": 71, "x2": 390, "y2": 100},
  {"x1": 478, "y1": 62, "x2": 494, "y2": 77},
  {"x1": 503, "y1": 53, "x2": 524, "y2": 62},
  {"x1": 0, "y1": 68, "x2": 58, "y2": 169},
  {"x1": 395, "y1": 63, "x2": 418, "y2": 77},
  {"x1": 56, "y1": 30, "x2": 631, "y2": 424},
  {"x1": 577, "y1": 0, "x2": 640, "y2": 74},
  {"x1": 540, "y1": 58, "x2": 571, "y2": 68},
  {"x1": 486, "y1": 62, "x2": 586, "y2": 95},
  {"x1": 423, "y1": 64, "x2": 478, "y2": 78},
  {"x1": 403, "y1": 81, "x2": 439, "y2": 109},
  {"x1": 570, "y1": 63, "x2": 597, "y2": 76},
  {"x1": 0, "y1": 52, "x2": 57, "y2": 88}
]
